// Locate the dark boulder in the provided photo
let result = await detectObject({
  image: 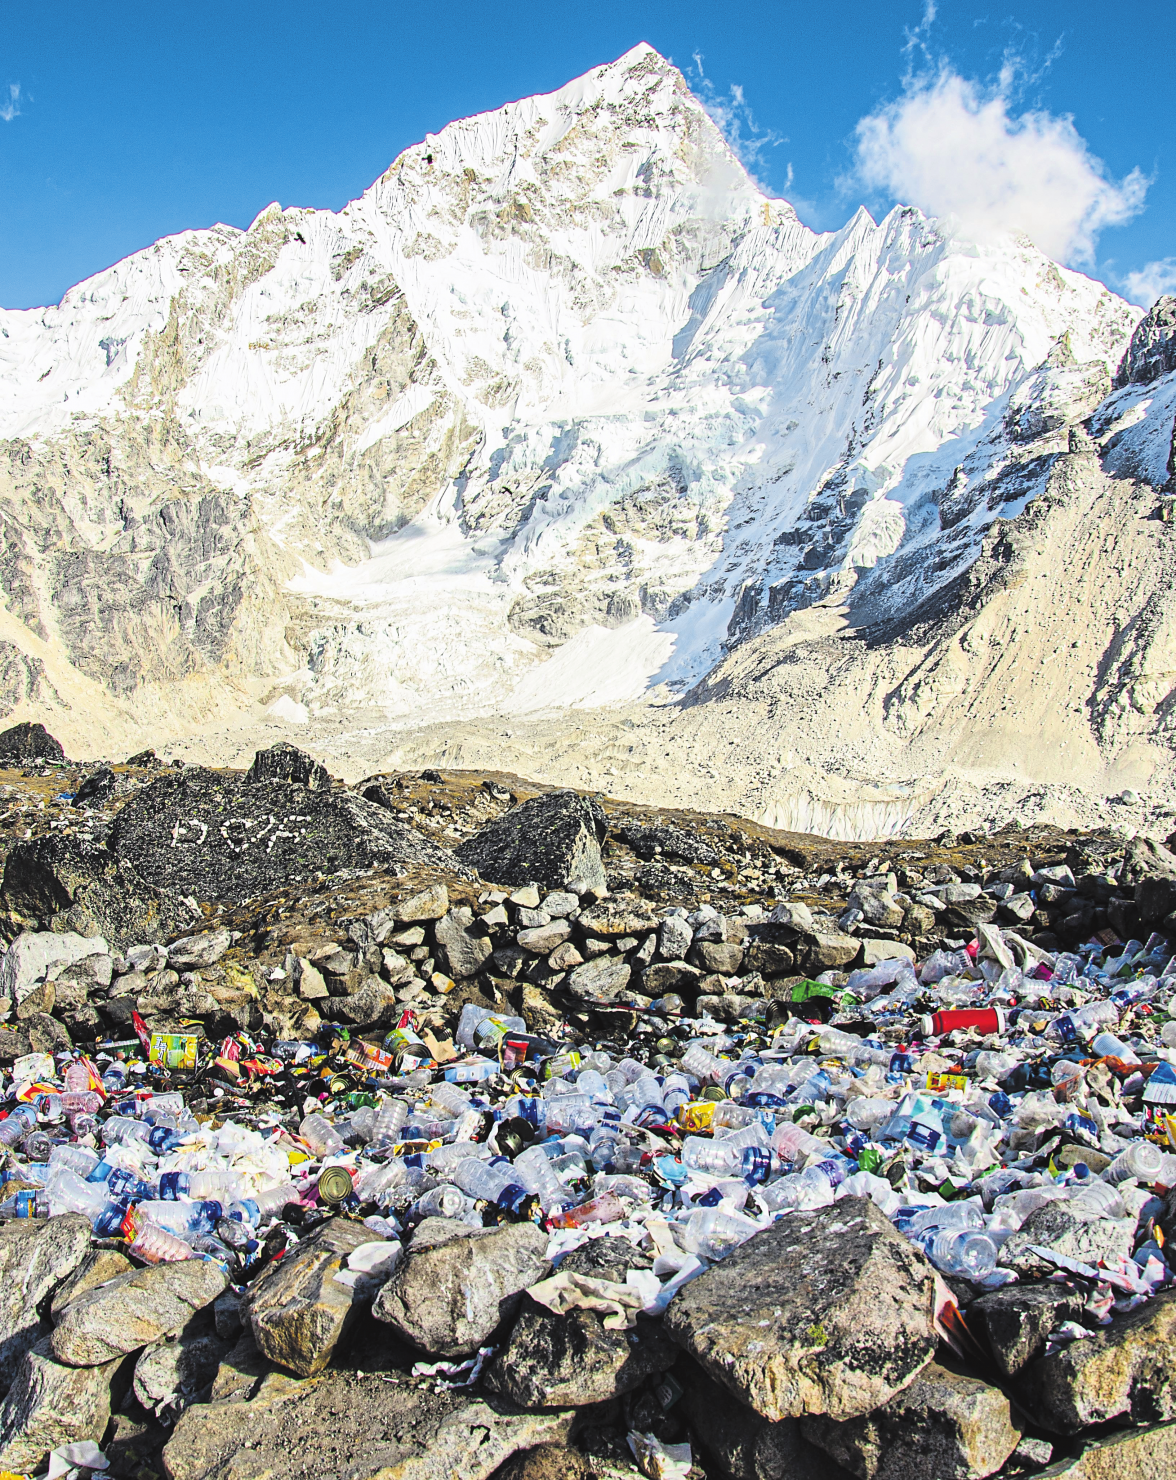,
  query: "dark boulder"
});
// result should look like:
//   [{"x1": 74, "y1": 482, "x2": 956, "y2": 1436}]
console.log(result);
[
  {"x1": 613, "y1": 822, "x2": 718, "y2": 866},
  {"x1": 455, "y1": 790, "x2": 606, "y2": 893},
  {"x1": 0, "y1": 722, "x2": 66, "y2": 764},
  {"x1": 245, "y1": 743, "x2": 332, "y2": 791},
  {"x1": 0, "y1": 832, "x2": 189, "y2": 950},
  {"x1": 106, "y1": 767, "x2": 461, "y2": 906}
]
